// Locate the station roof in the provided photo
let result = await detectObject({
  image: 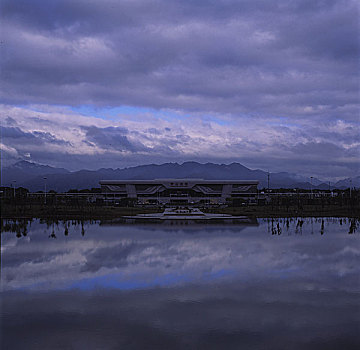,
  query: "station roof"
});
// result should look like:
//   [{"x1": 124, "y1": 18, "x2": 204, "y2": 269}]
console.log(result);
[{"x1": 100, "y1": 179, "x2": 259, "y2": 184}]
